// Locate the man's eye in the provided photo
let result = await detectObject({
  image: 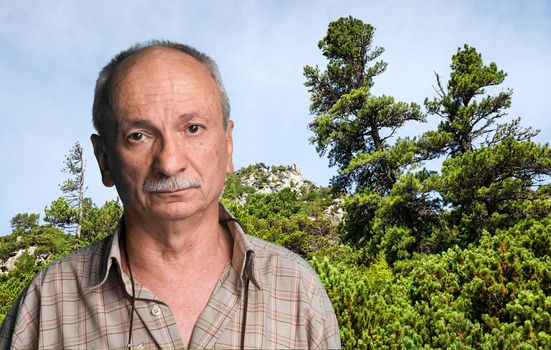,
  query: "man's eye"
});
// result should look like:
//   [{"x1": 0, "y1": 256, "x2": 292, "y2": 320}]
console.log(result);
[
  {"x1": 187, "y1": 125, "x2": 201, "y2": 134},
  {"x1": 128, "y1": 132, "x2": 144, "y2": 142}
]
